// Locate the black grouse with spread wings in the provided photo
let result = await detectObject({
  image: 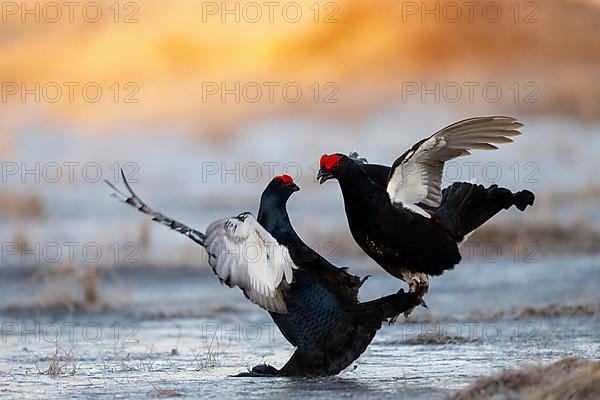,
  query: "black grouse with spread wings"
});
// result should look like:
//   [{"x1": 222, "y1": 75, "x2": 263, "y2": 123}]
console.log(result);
[{"x1": 317, "y1": 117, "x2": 535, "y2": 308}]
